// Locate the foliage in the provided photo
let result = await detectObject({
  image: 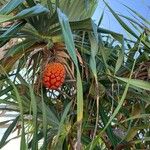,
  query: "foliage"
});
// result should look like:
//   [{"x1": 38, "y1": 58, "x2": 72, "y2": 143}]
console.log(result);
[{"x1": 0, "y1": 0, "x2": 150, "y2": 149}]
